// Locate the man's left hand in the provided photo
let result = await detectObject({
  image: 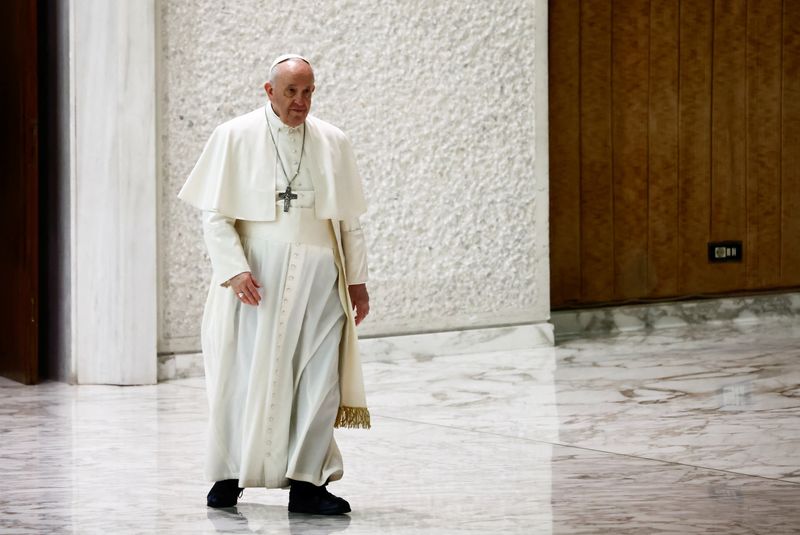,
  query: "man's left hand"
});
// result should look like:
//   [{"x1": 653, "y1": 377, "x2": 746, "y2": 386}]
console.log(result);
[{"x1": 348, "y1": 283, "x2": 370, "y2": 326}]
